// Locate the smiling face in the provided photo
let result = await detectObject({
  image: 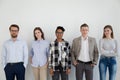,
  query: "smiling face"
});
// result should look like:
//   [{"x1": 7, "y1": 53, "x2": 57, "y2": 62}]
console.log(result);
[
  {"x1": 103, "y1": 25, "x2": 114, "y2": 39},
  {"x1": 33, "y1": 27, "x2": 44, "y2": 40},
  {"x1": 80, "y1": 26, "x2": 89, "y2": 38},
  {"x1": 104, "y1": 28, "x2": 112, "y2": 38},
  {"x1": 34, "y1": 29, "x2": 42, "y2": 40},
  {"x1": 56, "y1": 29, "x2": 64, "y2": 40}
]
